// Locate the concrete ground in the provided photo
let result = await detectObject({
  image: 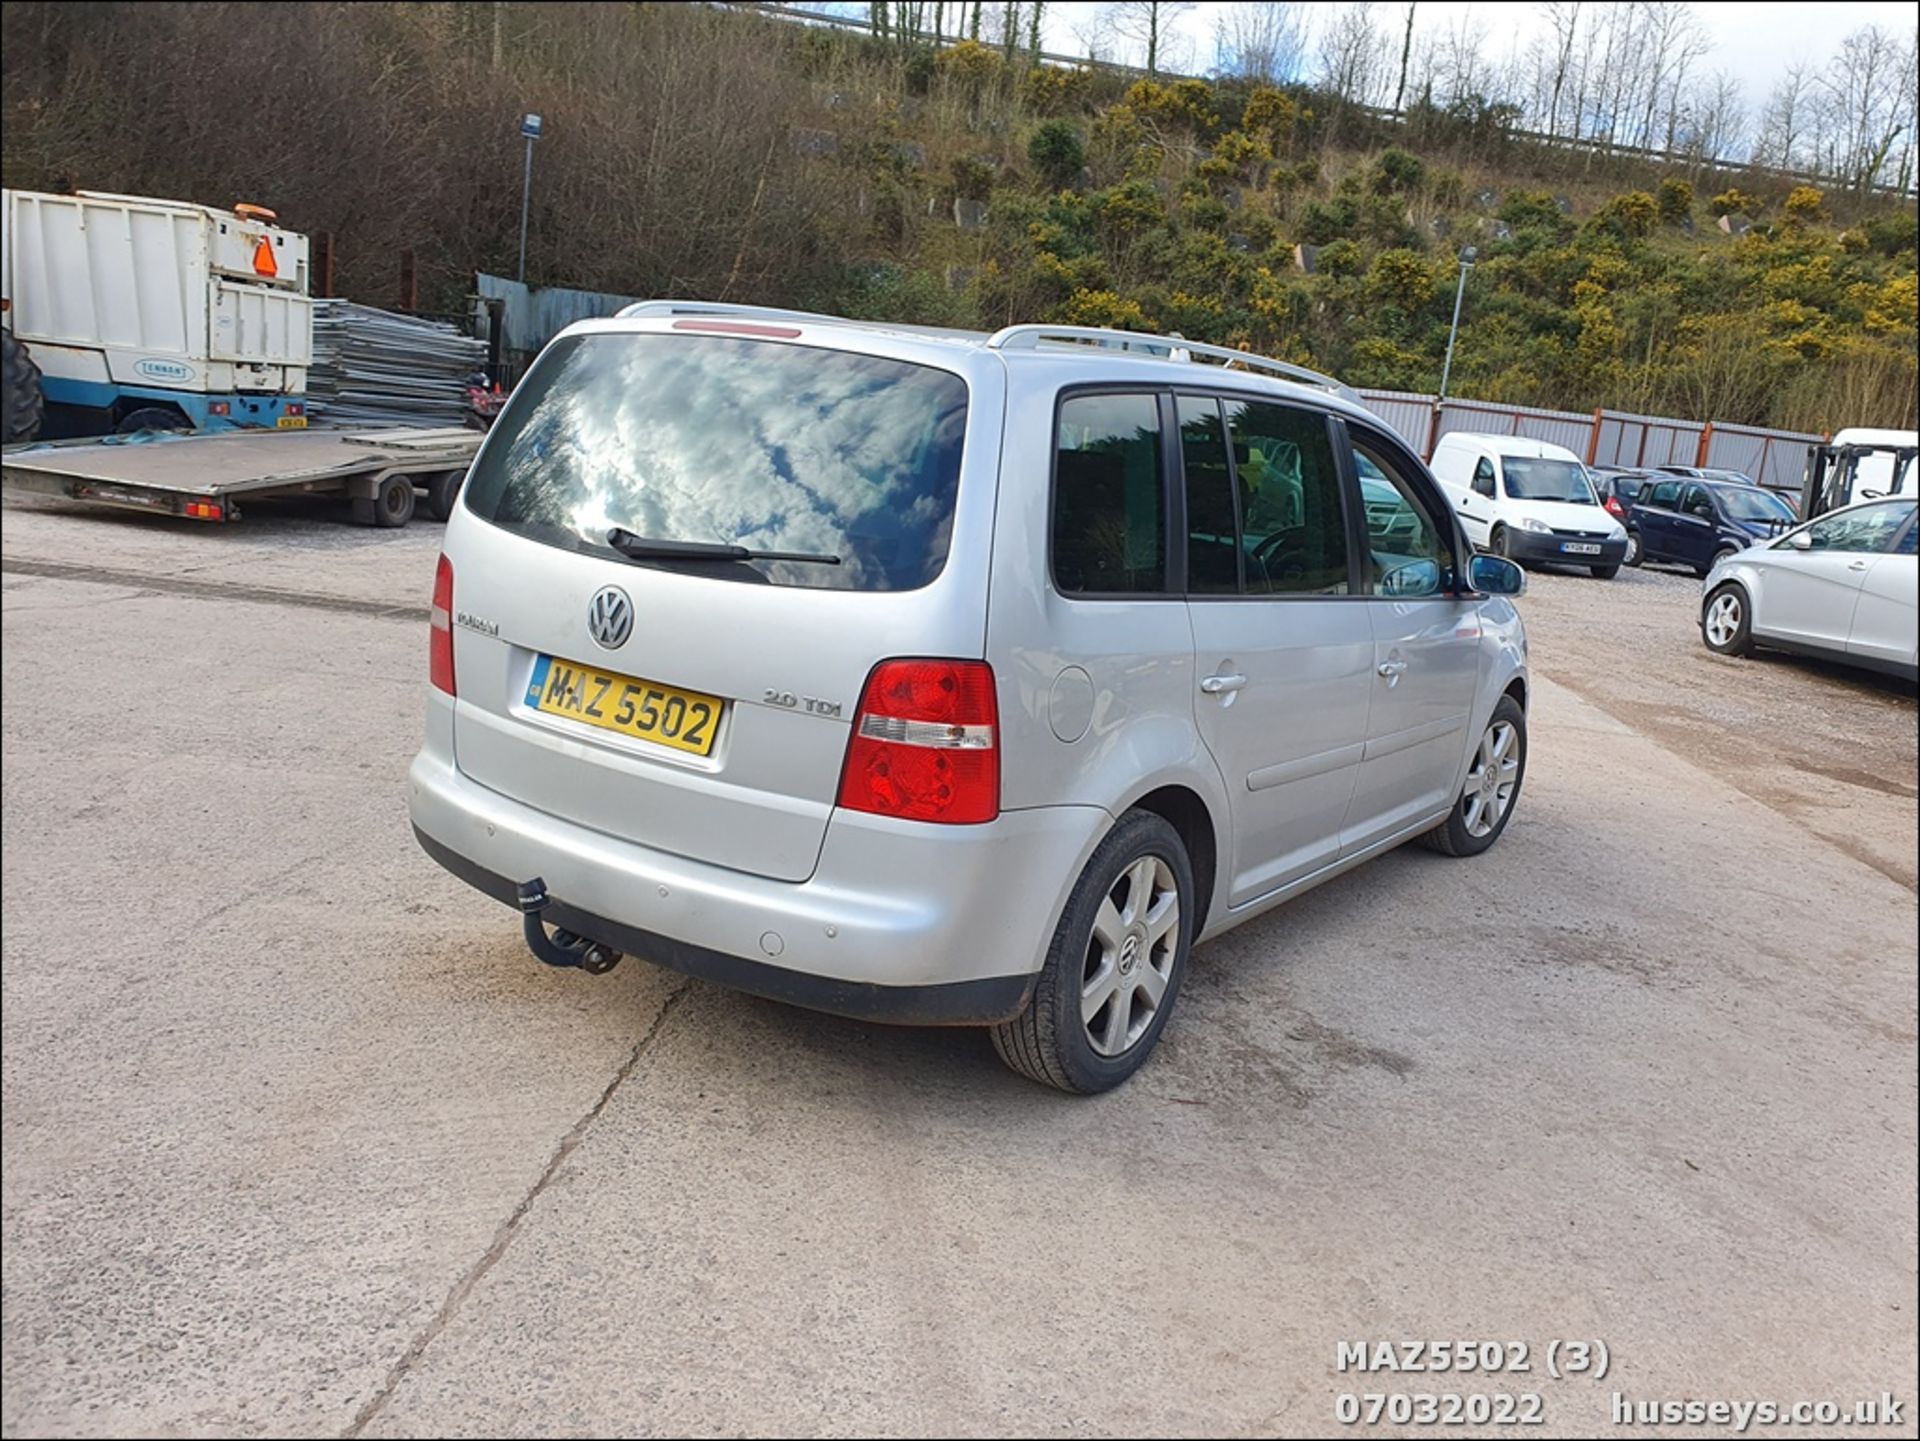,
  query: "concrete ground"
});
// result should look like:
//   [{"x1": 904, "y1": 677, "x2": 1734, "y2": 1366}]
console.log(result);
[{"x1": 3, "y1": 498, "x2": 1915, "y2": 1439}]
